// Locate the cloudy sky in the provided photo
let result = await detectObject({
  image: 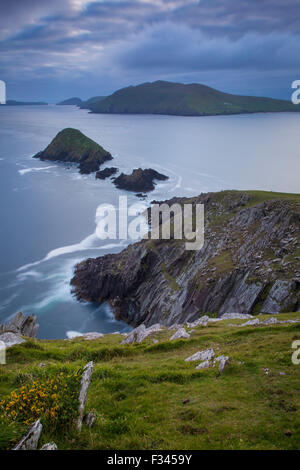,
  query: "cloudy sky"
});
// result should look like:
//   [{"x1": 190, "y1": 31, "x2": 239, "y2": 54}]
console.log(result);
[{"x1": 1, "y1": 0, "x2": 299, "y2": 102}]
